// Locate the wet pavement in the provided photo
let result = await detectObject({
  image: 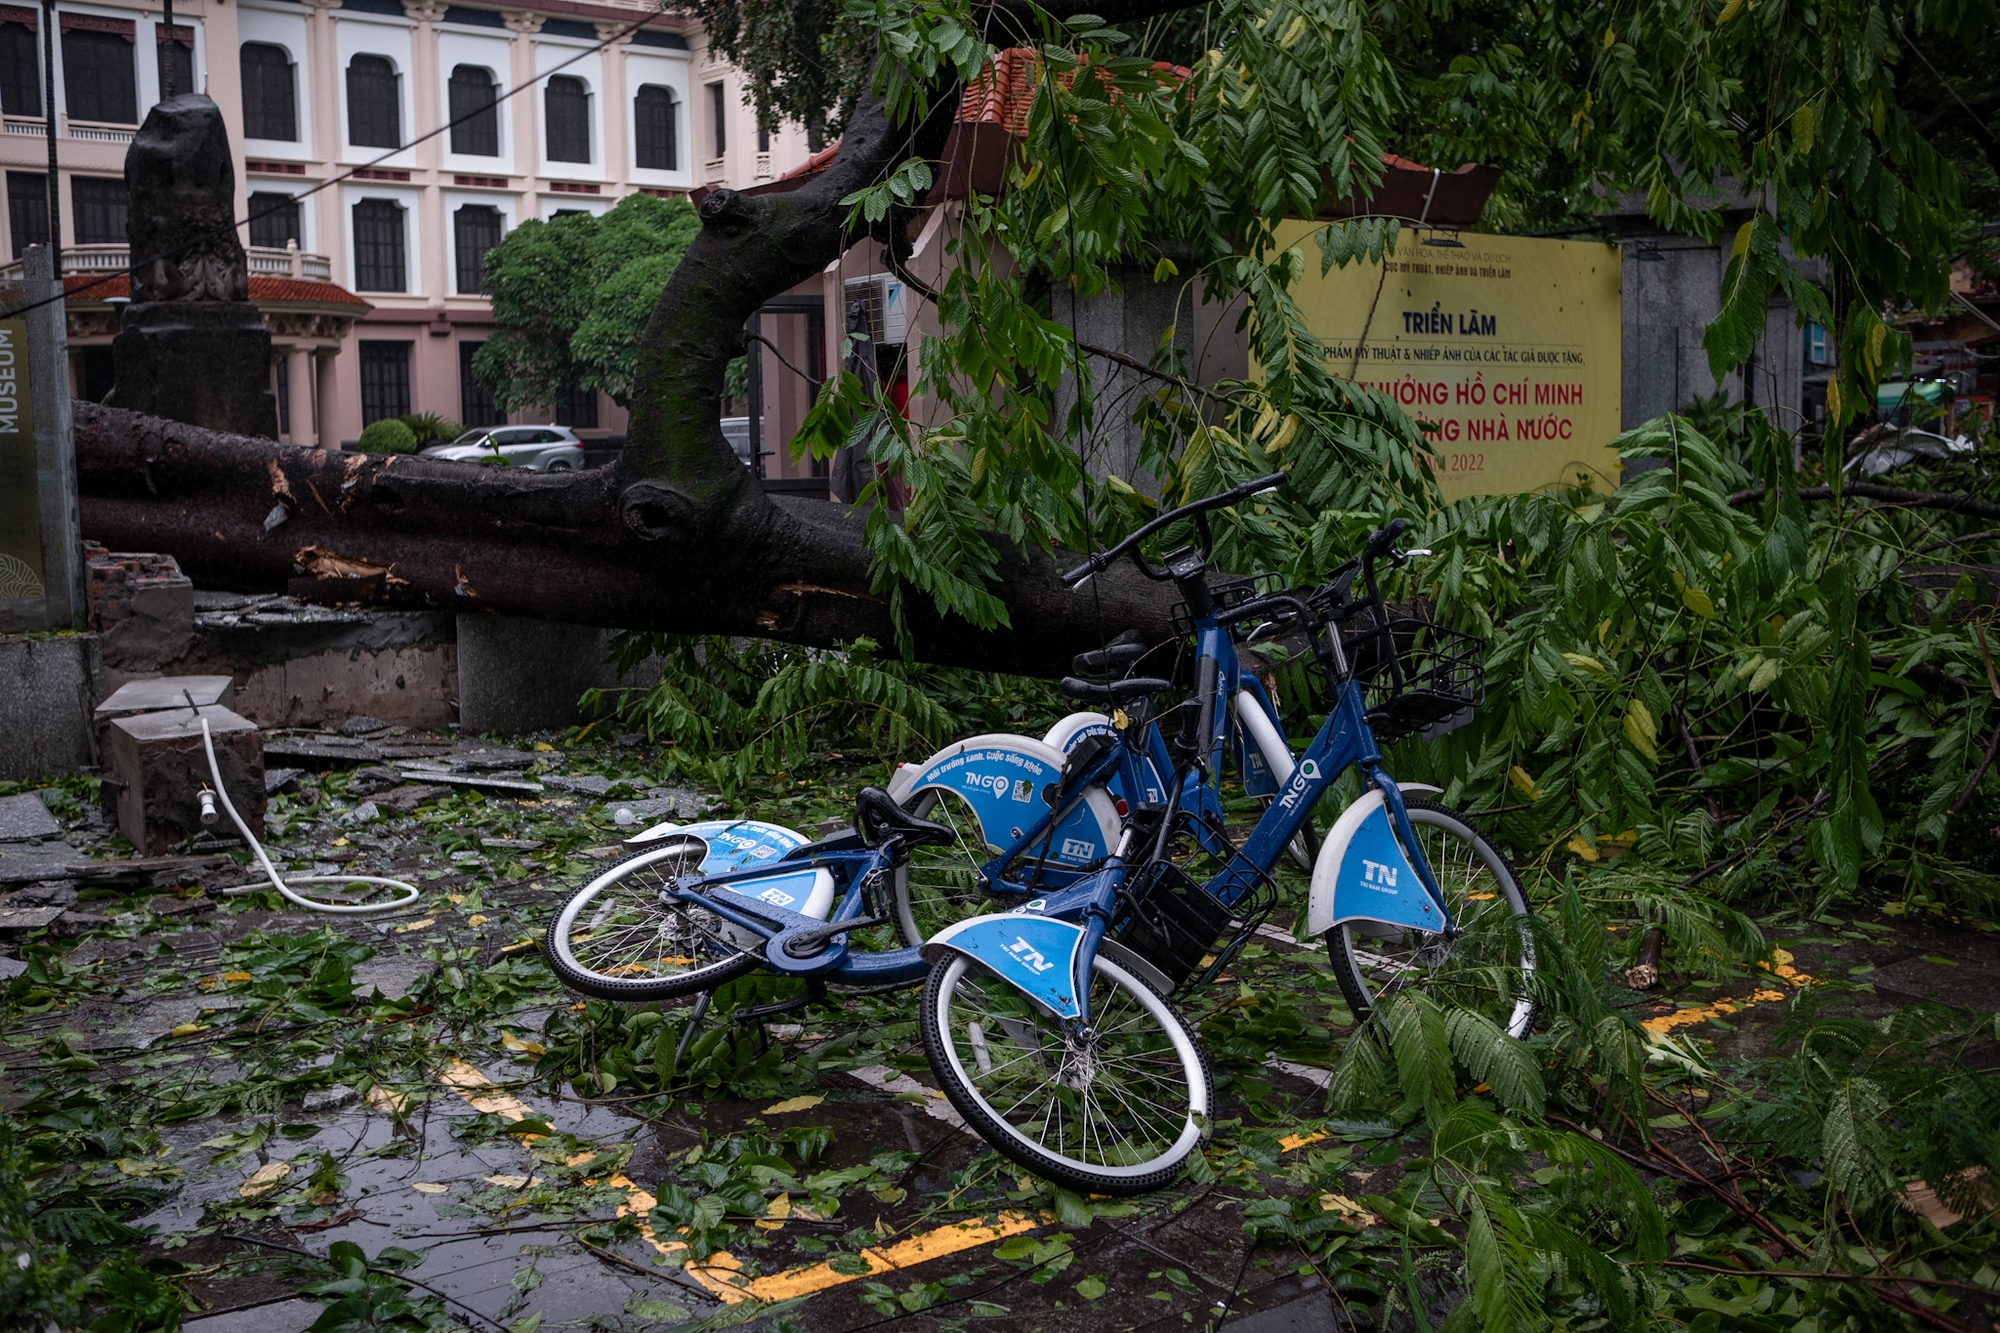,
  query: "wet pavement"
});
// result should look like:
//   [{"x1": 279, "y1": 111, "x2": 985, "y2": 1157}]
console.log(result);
[{"x1": 9, "y1": 722, "x2": 2000, "y2": 1331}]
